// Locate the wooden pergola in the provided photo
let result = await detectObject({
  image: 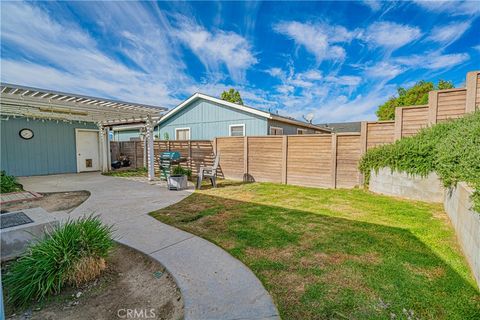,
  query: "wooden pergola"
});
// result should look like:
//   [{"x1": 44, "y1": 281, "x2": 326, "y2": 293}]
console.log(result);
[{"x1": 0, "y1": 83, "x2": 167, "y2": 180}]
